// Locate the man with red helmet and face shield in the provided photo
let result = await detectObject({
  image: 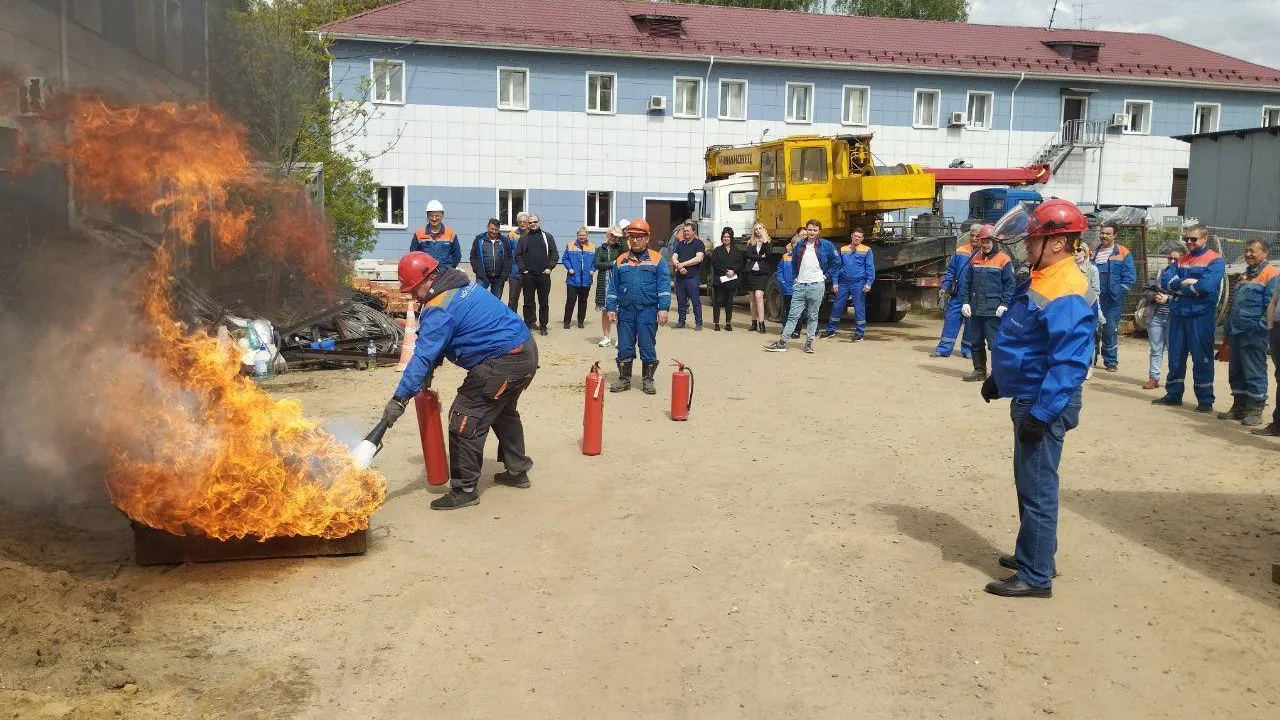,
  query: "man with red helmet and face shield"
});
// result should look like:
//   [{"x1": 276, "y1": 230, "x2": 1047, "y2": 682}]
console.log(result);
[{"x1": 979, "y1": 199, "x2": 1097, "y2": 598}]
